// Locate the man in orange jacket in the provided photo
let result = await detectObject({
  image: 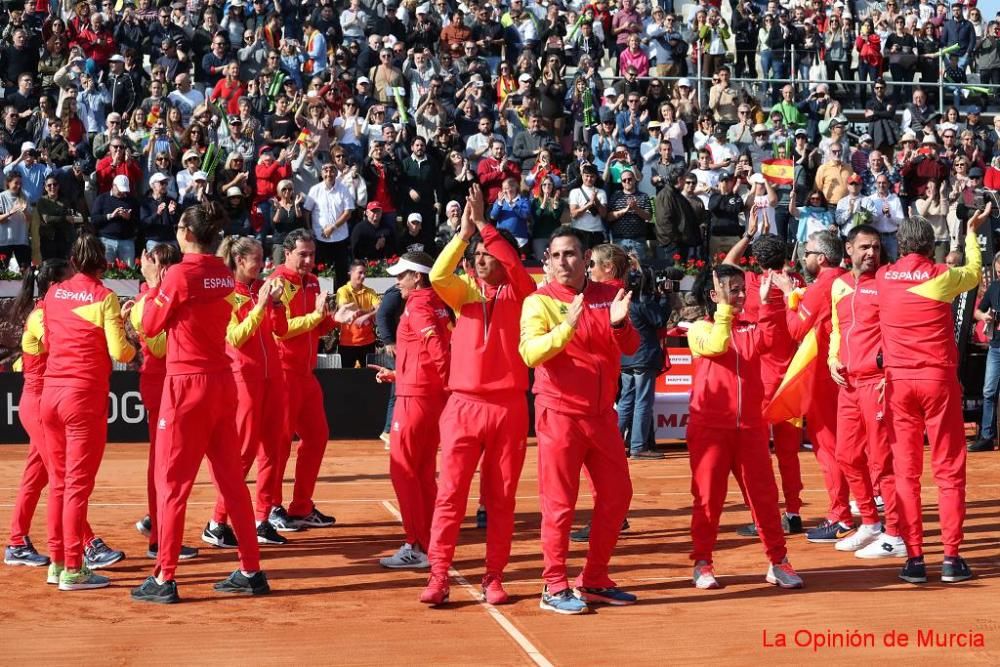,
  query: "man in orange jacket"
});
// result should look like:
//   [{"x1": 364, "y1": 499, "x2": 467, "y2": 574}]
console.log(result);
[
  {"x1": 419, "y1": 185, "x2": 536, "y2": 607},
  {"x1": 519, "y1": 227, "x2": 639, "y2": 615},
  {"x1": 876, "y1": 207, "x2": 989, "y2": 584}
]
